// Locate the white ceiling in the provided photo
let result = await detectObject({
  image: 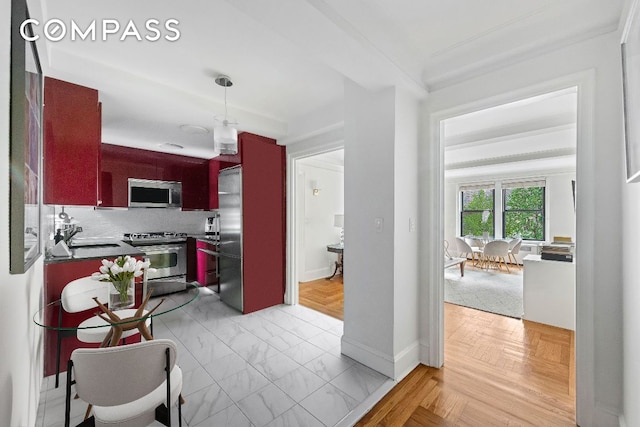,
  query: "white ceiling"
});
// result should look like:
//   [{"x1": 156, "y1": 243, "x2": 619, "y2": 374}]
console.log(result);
[
  {"x1": 299, "y1": 149, "x2": 344, "y2": 168},
  {"x1": 444, "y1": 87, "x2": 578, "y2": 180},
  {"x1": 27, "y1": 0, "x2": 623, "y2": 160}
]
